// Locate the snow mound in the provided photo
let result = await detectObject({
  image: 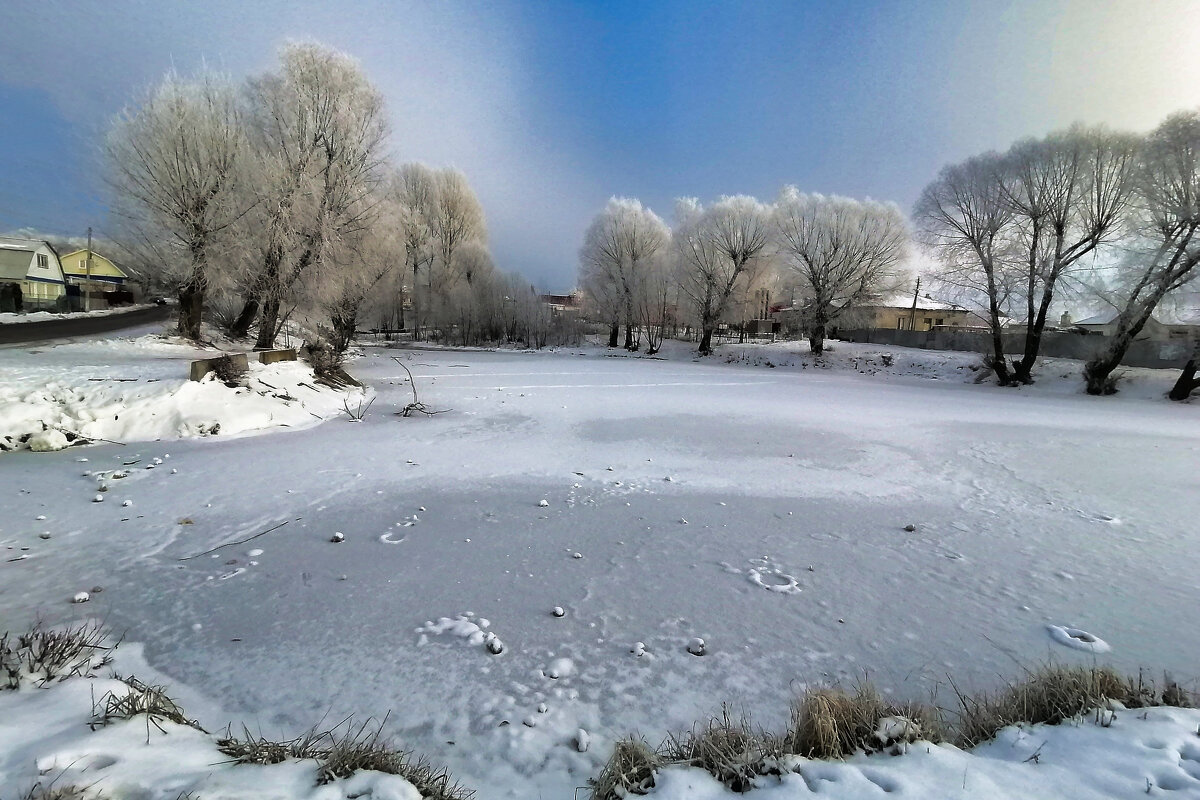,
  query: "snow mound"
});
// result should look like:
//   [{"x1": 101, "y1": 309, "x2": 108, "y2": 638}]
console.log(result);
[
  {"x1": 0, "y1": 334, "x2": 363, "y2": 452},
  {"x1": 1047, "y1": 625, "x2": 1112, "y2": 654}
]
